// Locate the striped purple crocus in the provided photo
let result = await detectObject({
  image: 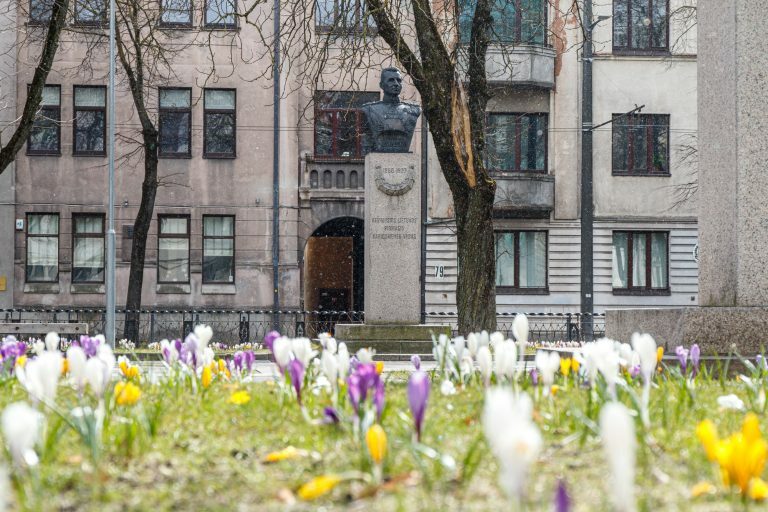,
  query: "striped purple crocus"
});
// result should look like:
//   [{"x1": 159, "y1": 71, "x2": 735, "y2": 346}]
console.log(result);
[
  {"x1": 288, "y1": 358, "x2": 305, "y2": 406},
  {"x1": 263, "y1": 331, "x2": 280, "y2": 352},
  {"x1": 373, "y1": 378, "x2": 385, "y2": 421},
  {"x1": 408, "y1": 371, "x2": 430, "y2": 442},
  {"x1": 690, "y1": 344, "x2": 701, "y2": 377},
  {"x1": 243, "y1": 350, "x2": 256, "y2": 372},
  {"x1": 411, "y1": 354, "x2": 421, "y2": 370},
  {"x1": 233, "y1": 351, "x2": 245, "y2": 372},
  {"x1": 675, "y1": 345, "x2": 689, "y2": 374}
]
